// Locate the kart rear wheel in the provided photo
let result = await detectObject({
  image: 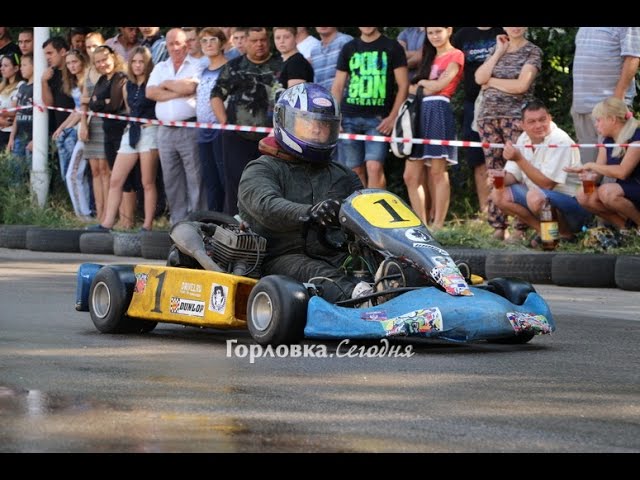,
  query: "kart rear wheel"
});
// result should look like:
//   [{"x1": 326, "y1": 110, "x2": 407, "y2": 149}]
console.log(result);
[
  {"x1": 128, "y1": 319, "x2": 158, "y2": 333},
  {"x1": 487, "y1": 277, "x2": 536, "y2": 344},
  {"x1": 89, "y1": 266, "x2": 135, "y2": 333},
  {"x1": 247, "y1": 275, "x2": 309, "y2": 346}
]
